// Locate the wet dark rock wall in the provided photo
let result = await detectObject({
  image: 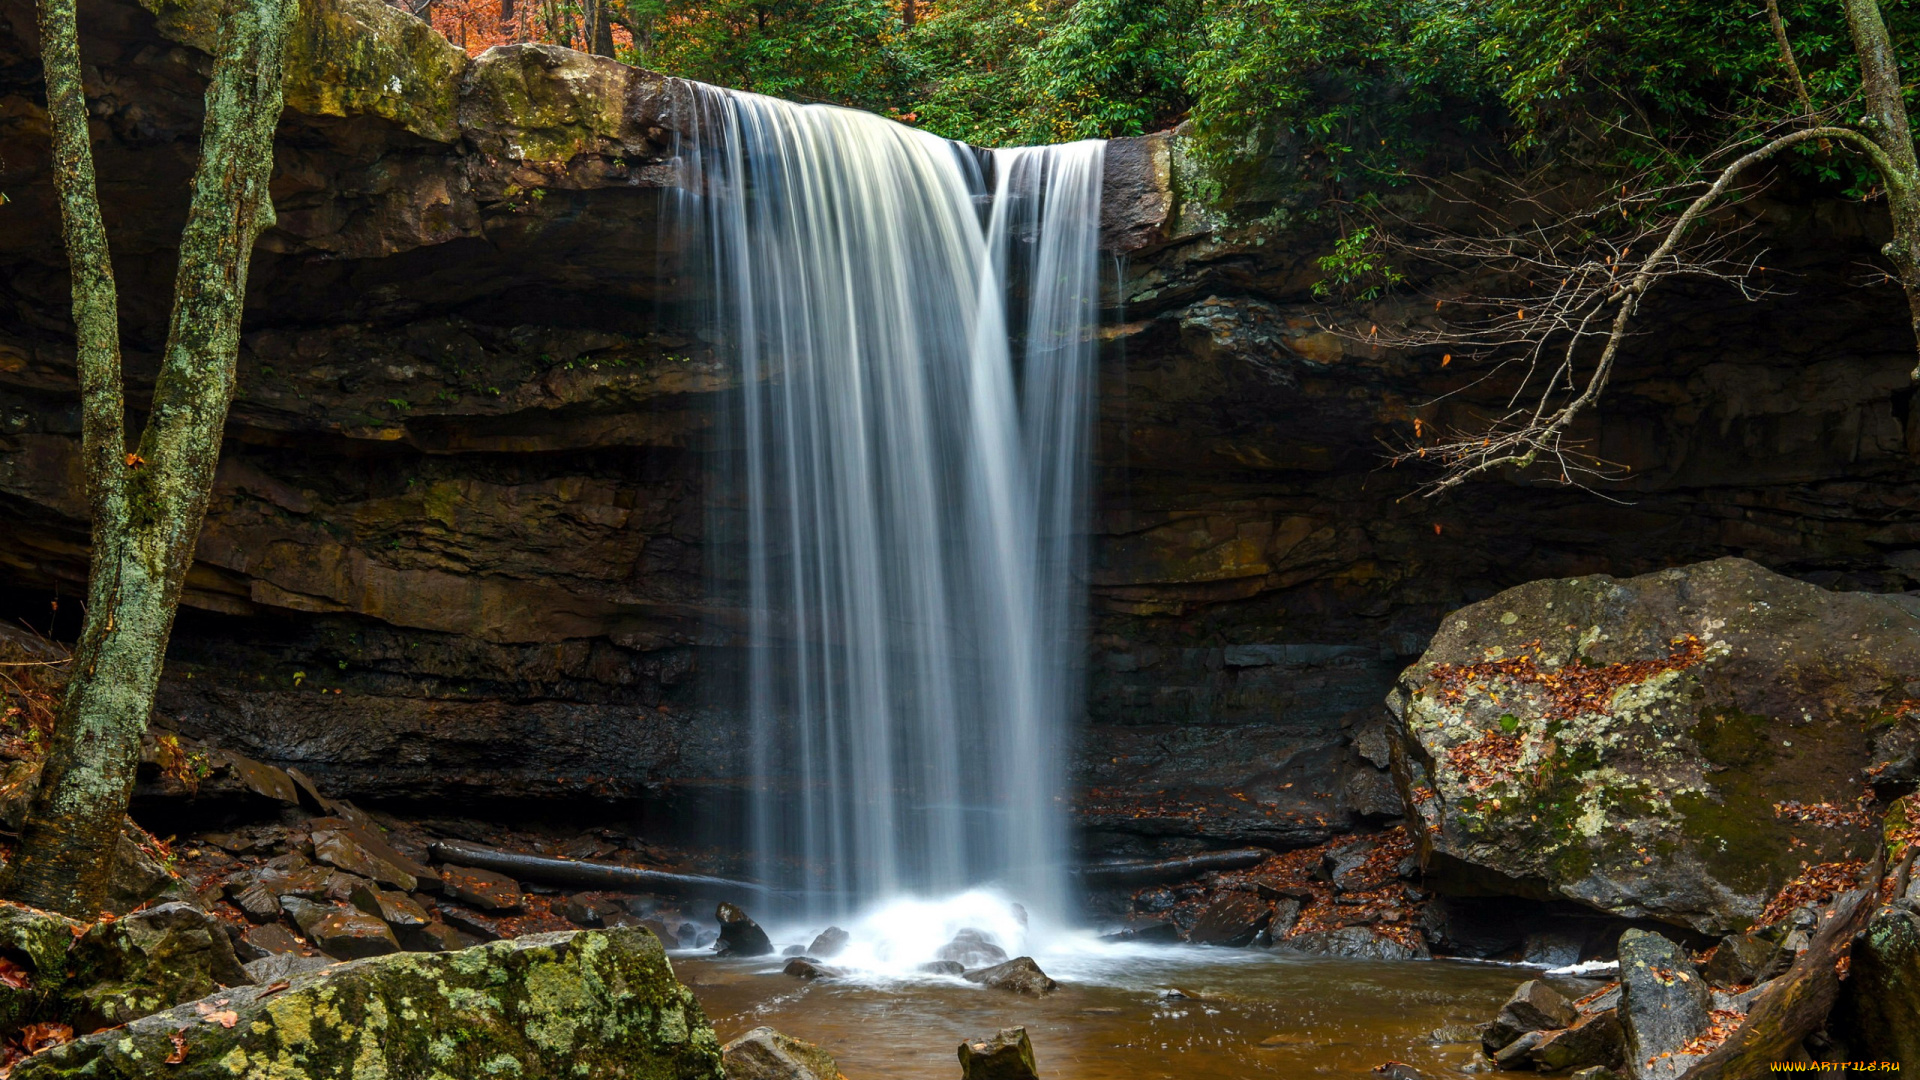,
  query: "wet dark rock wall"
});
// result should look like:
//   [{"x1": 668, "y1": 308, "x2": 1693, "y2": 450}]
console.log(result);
[{"x1": 4, "y1": 0, "x2": 1919, "y2": 859}]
